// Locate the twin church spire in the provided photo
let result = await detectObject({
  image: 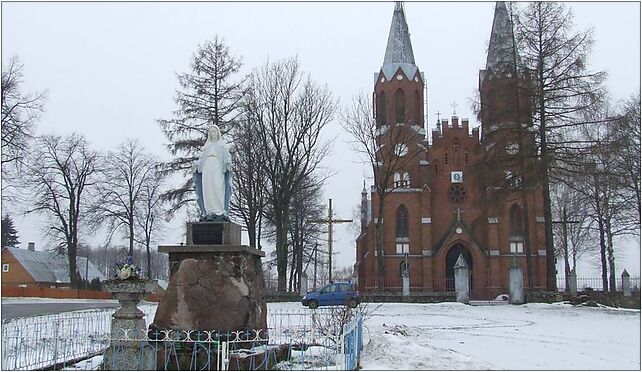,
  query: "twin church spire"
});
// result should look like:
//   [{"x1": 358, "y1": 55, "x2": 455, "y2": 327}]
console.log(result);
[
  {"x1": 485, "y1": 2, "x2": 521, "y2": 75},
  {"x1": 380, "y1": 2, "x2": 418, "y2": 81},
  {"x1": 380, "y1": 2, "x2": 519, "y2": 81}
]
